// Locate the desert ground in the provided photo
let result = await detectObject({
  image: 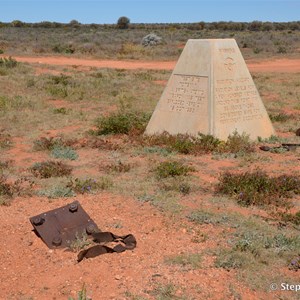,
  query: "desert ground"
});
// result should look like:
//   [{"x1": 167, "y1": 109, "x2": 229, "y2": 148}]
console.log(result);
[{"x1": 0, "y1": 24, "x2": 300, "y2": 300}]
